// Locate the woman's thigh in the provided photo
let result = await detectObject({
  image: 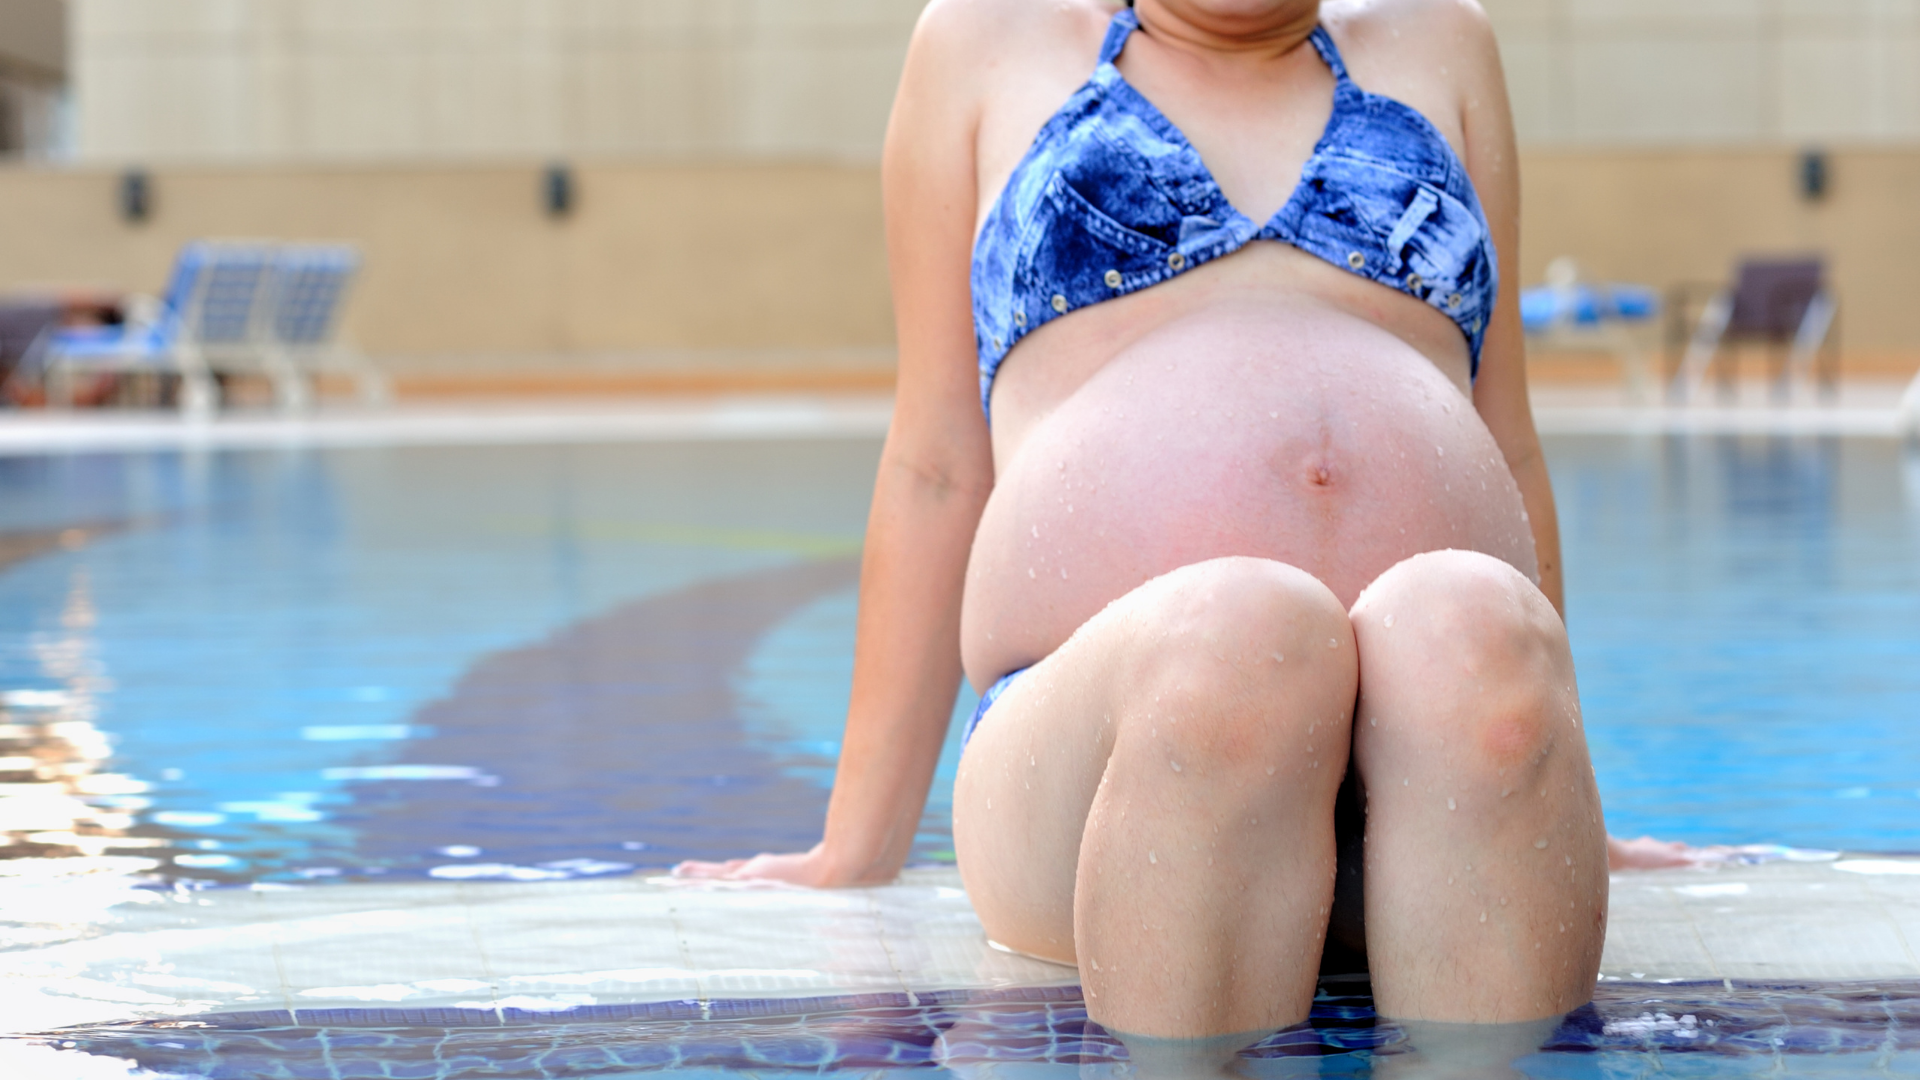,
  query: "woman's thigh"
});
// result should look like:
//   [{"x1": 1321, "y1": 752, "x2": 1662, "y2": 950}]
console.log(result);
[{"x1": 951, "y1": 556, "x2": 1358, "y2": 965}]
